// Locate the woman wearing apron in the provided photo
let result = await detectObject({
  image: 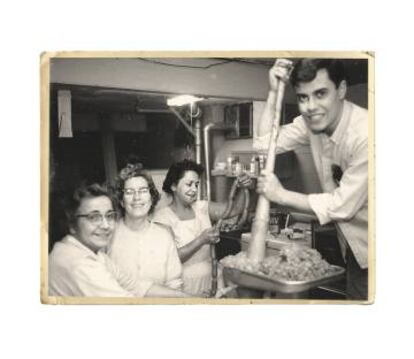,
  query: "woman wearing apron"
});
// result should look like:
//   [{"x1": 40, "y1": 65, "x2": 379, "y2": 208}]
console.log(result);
[{"x1": 153, "y1": 160, "x2": 251, "y2": 296}]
